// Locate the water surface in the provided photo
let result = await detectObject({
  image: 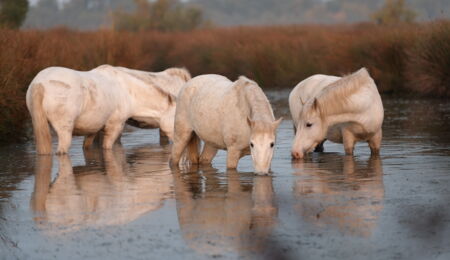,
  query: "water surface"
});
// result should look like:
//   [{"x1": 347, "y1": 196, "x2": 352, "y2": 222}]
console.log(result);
[{"x1": 1, "y1": 94, "x2": 449, "y2": 260}]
